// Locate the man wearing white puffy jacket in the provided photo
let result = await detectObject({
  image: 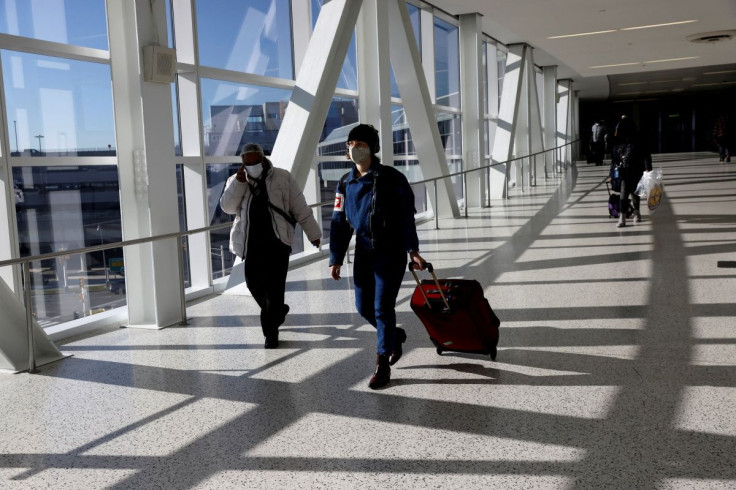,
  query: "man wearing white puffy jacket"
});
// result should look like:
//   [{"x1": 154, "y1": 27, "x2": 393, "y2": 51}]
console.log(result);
[{"x1": 220, "y1": 143, "x2": 322, "y2": 348}]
